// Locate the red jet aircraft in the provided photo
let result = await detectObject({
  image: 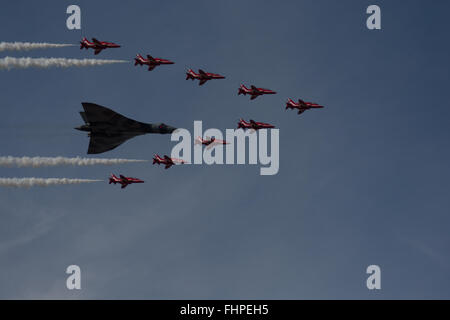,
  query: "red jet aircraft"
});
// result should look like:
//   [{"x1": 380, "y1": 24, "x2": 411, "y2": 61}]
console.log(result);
[
  {"x1": 186, "y1": 69, "x2": 225, "y2": 86},
  {"x1": 194, "y1": 136, "x2": 229, "y2": 149},
  {"x1": 286, "y1": 98, "x2": 324, "y2": 115},
  {"x1": 80, "y1": 37, "x2": 121, "y2": 55},
  {"x1": 109, "y1": 174, "x2": 144, "y2": 189},
  {"x1": 237, "y1": 119, "x2": 275, "y2": 131},
  {"x1": 238, "y1": 84, "x2": 277, "y2": 100},
  {"x1": 134, "y1": 54, "x2": 175, "y2": 71},
  {"x1": 153, "y1": 154, "x2": 187, "y2": 169}
]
